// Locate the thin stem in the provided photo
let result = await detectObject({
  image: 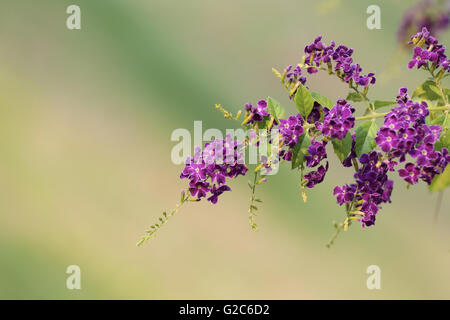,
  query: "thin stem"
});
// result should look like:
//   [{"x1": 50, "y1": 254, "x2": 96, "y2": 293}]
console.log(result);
[
  {"x1": 248, "y1": 171, "x2": 259, "y2": 231},
  {"x1": 326, "y1": 223, "x2": 343, "y2": 248},
  {"x1": 355, "y1": 113, "x2": 387, "y2": 121},
  {"x1": 349, "y1": 82, "x2": 372, "y2": 110},
  {"x1": 137, "y1": 192, "x2": 190, "y2": 246},
  {"x1": 428, "y1": 67, "x2": 449, "y2": 106}
]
